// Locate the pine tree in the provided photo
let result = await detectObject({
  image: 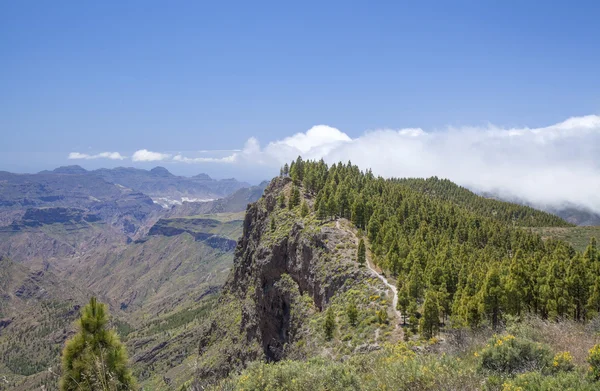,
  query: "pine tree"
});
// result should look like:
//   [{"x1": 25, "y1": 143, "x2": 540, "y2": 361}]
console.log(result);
[
  {"x1": 437, "y1": 282, "x2": 450, "y2": 324},
  {"x1": 587, "y1": 276, "x2": 600, "y2": 317},
  {"x1": 357, "y1": 239, "x2": 366, "y2": 267},
  {"x1": 505, "y1": 250, "x2": 528, "y2": 316},
  {"x1": 60, "y1": 297, "x2": 136, "y2": 391},
  {"x1": 278, "y1": 192, "x2": 286, "y2": 208},
  {"x1": 397, "y1": 283, "x2": 410, "y2": 324},
  {"x1": 283, "y1": 163, "x2": 289, "y2": 176},
  {"x1": 584, "y1": 237, "x2": 599, "y2": 276},
  {"x1": 419, "y1": 290, "x2": 440, "y2": 339},
  {"x1": 482, "y1": 267, "x2": 503, "y2": 329},
  {"x1": 351, "y1": 196, "x2": 365, "y2": 229},
  {"x1": 408, "y1": 301, "x2": 419, "y2": 333},
  {"x1": 324, "y1": 306, "x2": 336, "y2": 340},
  {"x1": 270, "y1": 218, "x2": 276, "y2": 232},
  {"x1": 289, "y1": 186, "x2": 301, "y2": 209},
  {"x1": 327, "y1": 194, "x2": 337, "y2": 219},
  {"x1": 408, "y1": 261, "x2": 424, "y2": 301},
  {"x1": 317, "y1": 197, "x2": 328, "y2": 220},
  {"x1": 346, "y1": 300, "x2": 358, "y2": 327},
  {"x1": 568, "y1": 253, "x2": 590, "y2": 321},
  {"x1": 300, "y1": 200, "x2": 309, "y2": 217}
]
